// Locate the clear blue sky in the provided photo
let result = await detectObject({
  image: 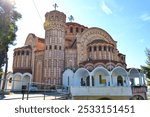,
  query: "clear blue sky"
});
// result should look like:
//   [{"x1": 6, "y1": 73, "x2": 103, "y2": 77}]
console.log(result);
[{"x1": 6, "y1": 0, "x2": 150, "y2": 71}]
